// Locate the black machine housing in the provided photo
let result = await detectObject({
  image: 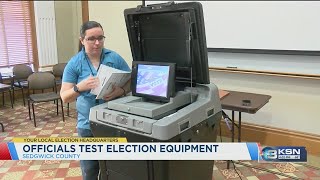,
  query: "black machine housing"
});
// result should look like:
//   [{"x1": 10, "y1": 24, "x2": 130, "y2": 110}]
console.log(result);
[{"x1": 125, "y1": 1, "x2": 210, "y2": 87}]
